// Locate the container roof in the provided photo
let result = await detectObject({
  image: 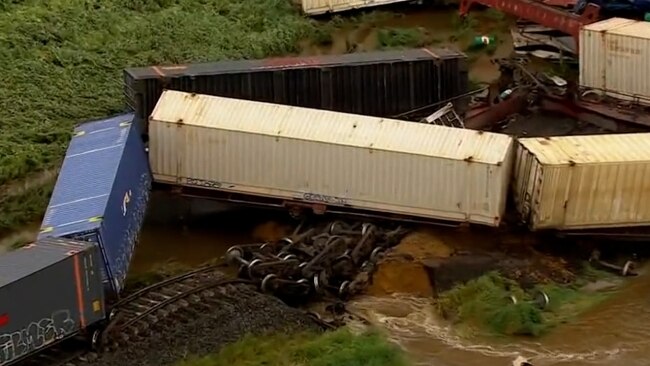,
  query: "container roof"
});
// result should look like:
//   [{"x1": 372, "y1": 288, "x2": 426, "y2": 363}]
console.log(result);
[
  {"x1": 39, "y1": 113, "x2": 135, "y2": 238},
  {"x1": 518, "y1": 133, "x2": 650, "y2": 165},
  {"x1": 125, "y1": 48, "x2": 466, "y2": 79},
  {"x1": 150, "y1": 90, "x2": 513, "y2": 165},
  {"x1": 0, "y1": 238, "x2": 92, "y2": 288},
  {"x1": 582, "y1": 17, "x2": 650, "y2": 39}
]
